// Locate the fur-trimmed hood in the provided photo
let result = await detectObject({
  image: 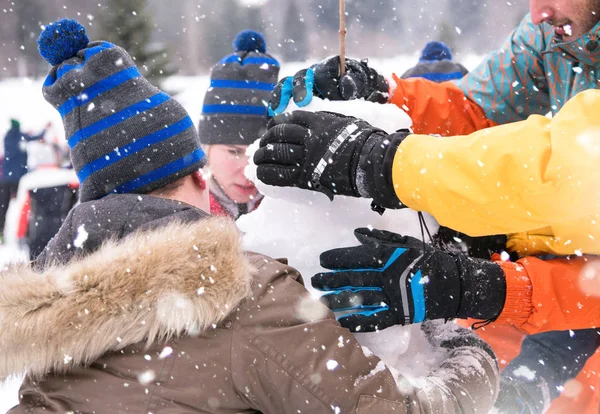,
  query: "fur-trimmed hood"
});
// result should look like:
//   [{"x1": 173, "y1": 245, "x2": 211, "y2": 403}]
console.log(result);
[{"x1": 0, "y1": 217, "x2": 253, "y2": 382}]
